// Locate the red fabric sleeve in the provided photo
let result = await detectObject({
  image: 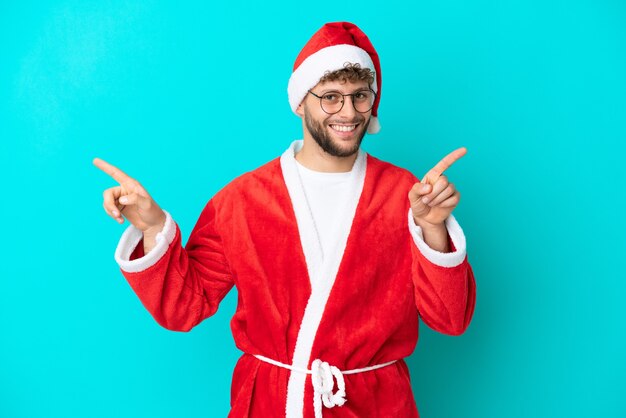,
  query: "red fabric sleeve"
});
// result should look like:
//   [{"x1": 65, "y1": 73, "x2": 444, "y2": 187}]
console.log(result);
[
  {"x1": 410, "y1": 238, "x2": 476, "y2": 335},
  {"x1": 121, "y1": 200, "x2": 235, "y2": 332},
  {"x1": 407, "y1": 171, "x2": 476, "y2": 336}
]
